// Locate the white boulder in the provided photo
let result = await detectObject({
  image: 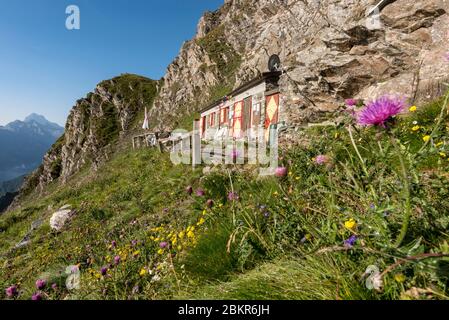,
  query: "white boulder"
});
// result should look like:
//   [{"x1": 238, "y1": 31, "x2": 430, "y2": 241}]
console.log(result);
[{"x1": 50, "y1": 206, "x2": 74, "y2": 231}]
